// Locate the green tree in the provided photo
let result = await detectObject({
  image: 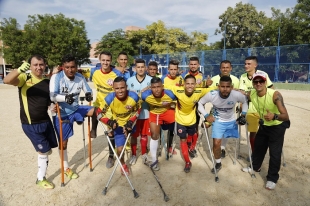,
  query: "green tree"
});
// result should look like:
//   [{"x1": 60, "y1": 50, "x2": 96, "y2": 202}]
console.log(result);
[{"x1": 292, "y1": 0, "x2": 310, "y2": 43}]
